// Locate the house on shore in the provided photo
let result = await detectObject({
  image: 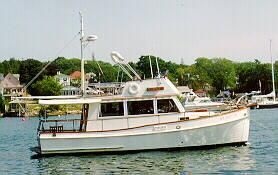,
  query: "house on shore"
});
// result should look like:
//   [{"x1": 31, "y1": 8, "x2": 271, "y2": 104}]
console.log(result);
[
  {"x1": 0, "y1": 73, "x2": 24, "y2": 116},
  {"x1": 70, "y1": 71, "x2": 81, "y2": 81},
  {"x1": 55, "y1": 71, "x2": 71, "y2": 87},
  {"x1": 70, "y1": 70, "x2": 95, "y2": 84},
  {"x1": 55, "y1": 71, "x2": 81, "y2": 95}
]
